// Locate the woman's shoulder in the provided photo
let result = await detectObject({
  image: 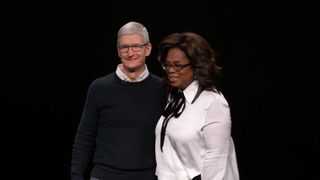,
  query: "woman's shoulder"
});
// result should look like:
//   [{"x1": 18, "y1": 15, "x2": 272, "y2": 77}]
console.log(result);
[{"x1": 201, "y1": 90, "x2": 229, "y2": 107}]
